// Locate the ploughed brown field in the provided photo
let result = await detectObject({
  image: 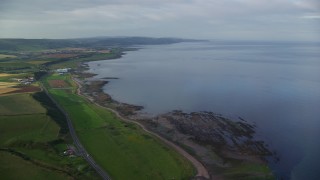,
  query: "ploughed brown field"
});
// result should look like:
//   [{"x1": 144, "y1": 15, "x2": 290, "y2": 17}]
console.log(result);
[{"x1": 48, "y1": 80, "x2": 69, "y2": 88}]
